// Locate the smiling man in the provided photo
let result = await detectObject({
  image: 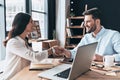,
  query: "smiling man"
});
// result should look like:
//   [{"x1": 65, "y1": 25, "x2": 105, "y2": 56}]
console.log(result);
[
  {"x1": 54, "y1": 7, "x2": 120, "y2": 62},
  {"x1": 71, "y1": 7, "x2": 120, "y2": 62}
]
